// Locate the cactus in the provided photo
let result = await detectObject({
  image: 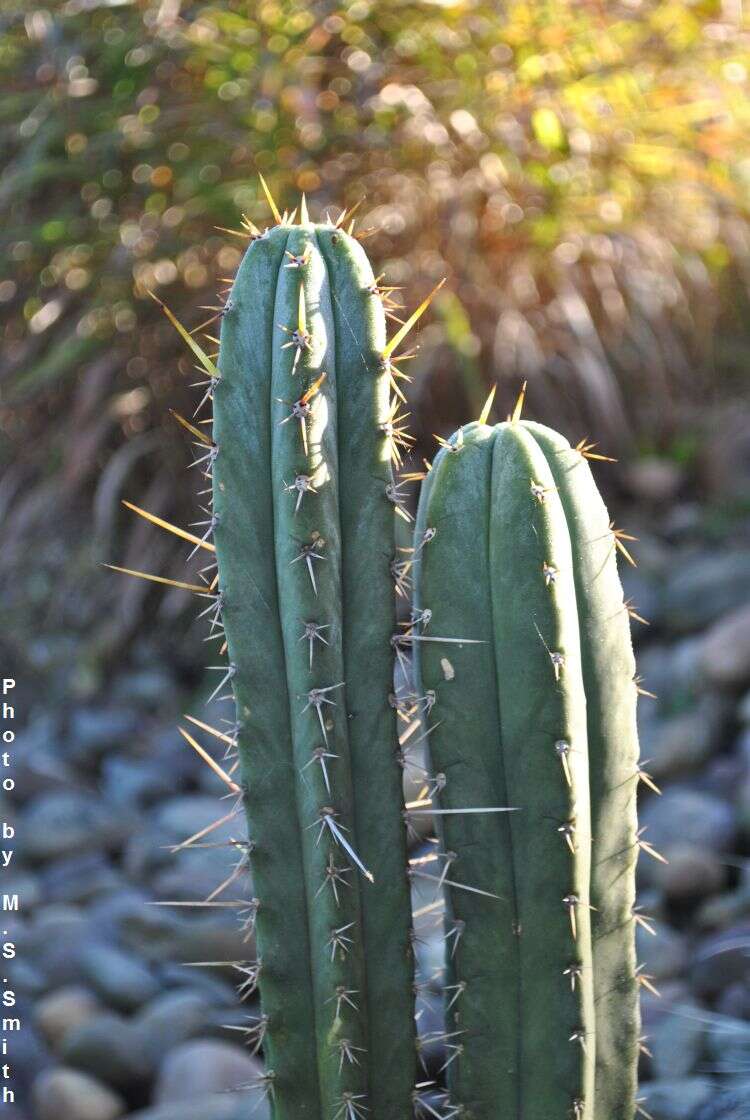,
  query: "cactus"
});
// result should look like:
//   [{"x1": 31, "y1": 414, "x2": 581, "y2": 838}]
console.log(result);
[
  {"x1": 411, "y1": 414, "x2": 642, "y2": 1120},
  {"x1": 207, "y1": 210, "x2": 425, "y2": 1118},
  {"x1": 111, "y1": 183, "x2": 647, "y2": 1120},
  {"x1": 114, "y1": 192, "x2": 447, "y2": 1118}
]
